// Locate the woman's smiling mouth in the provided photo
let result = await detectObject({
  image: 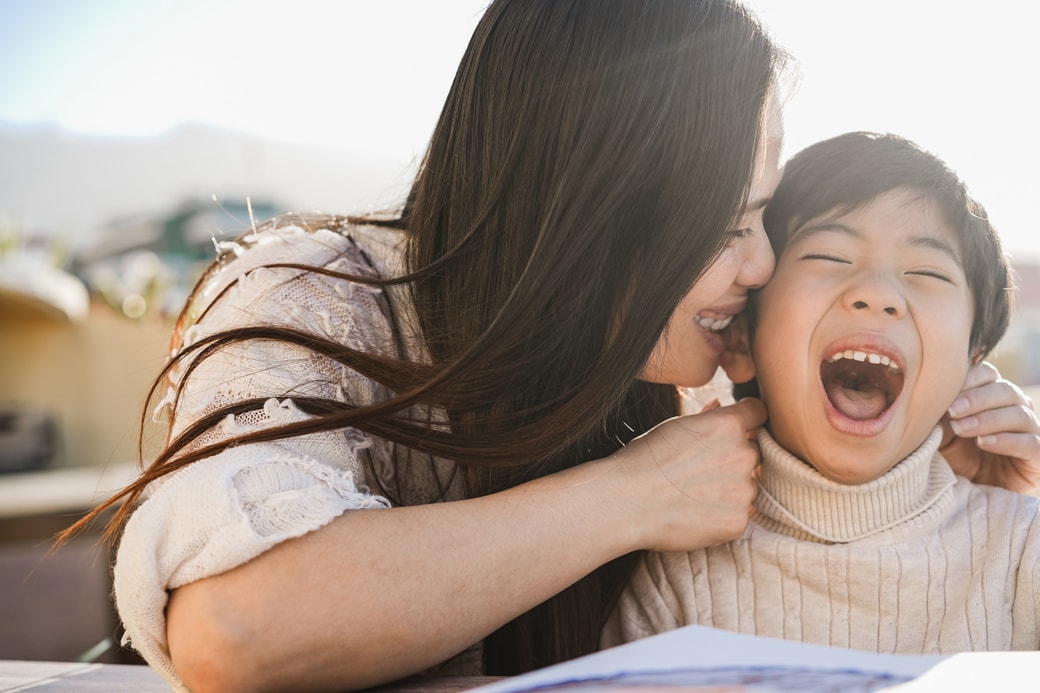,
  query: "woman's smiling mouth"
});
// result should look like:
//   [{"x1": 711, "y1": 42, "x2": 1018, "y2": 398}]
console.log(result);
[{"x1": 695, "y1": 314, "x2": 735, "y2": 333}]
